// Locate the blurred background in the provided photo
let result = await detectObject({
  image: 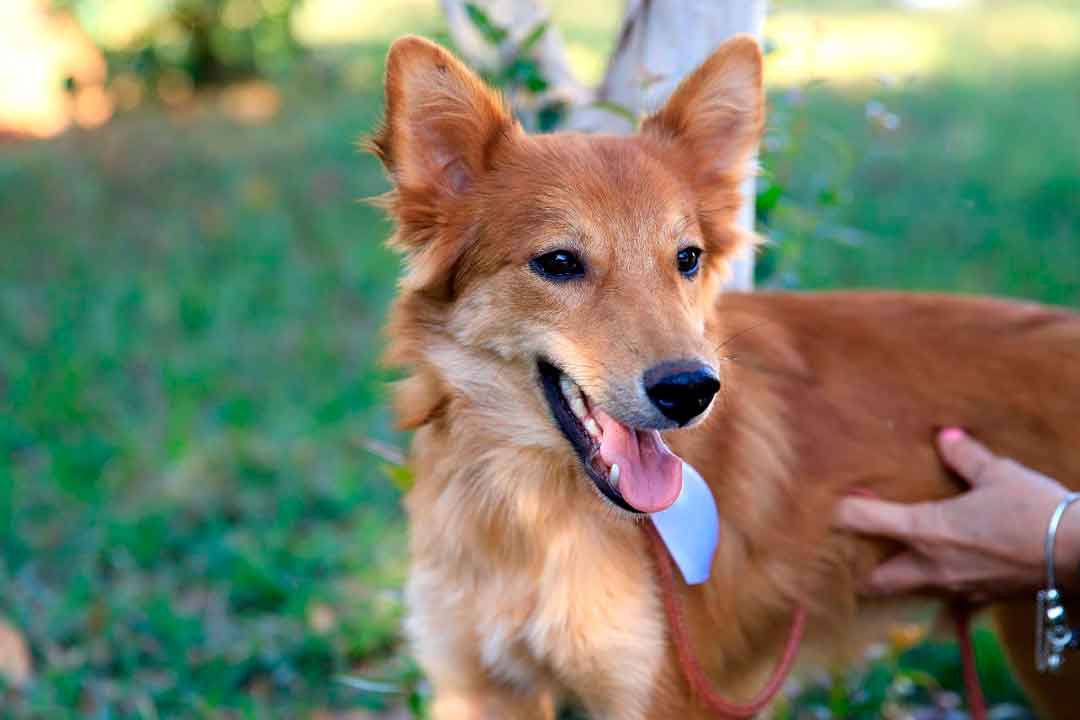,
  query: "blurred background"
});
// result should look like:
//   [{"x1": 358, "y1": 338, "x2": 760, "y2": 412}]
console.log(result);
[{"x1": 1, "y1": 0, "x2": 1077, "y2": 717}]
